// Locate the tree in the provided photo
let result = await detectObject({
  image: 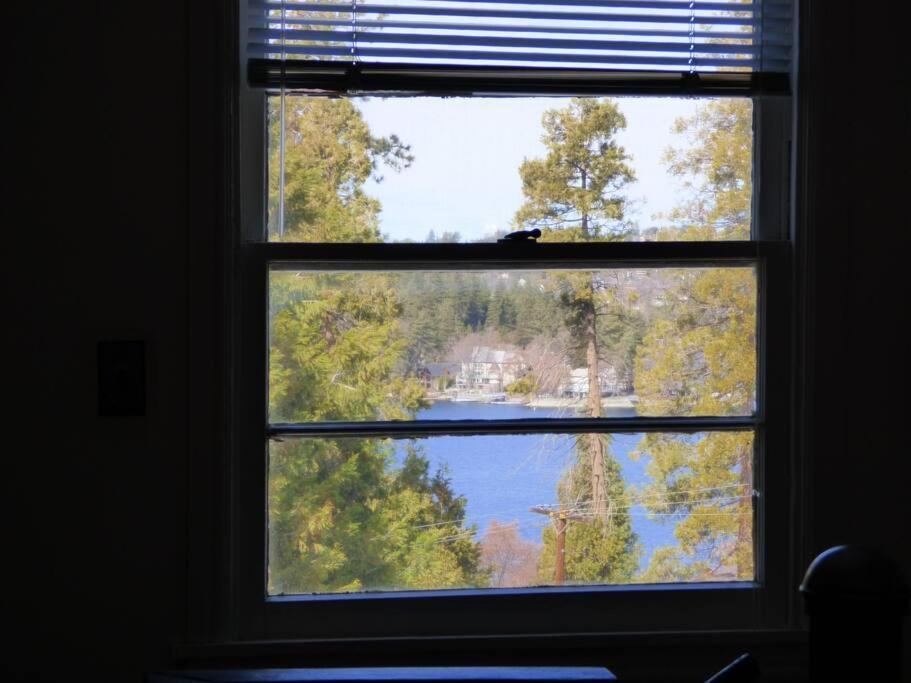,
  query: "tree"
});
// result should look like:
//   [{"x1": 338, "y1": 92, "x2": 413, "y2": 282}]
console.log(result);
[
  {"x1": 514, "y1": 98, "x2": 638, "y2": 582},
  {"x1": 270, "y1": 275, "x2": 427, "y2": 422},
  {"x1": 398, "y1": 271, "x2": 466, "y2": 372},
  {"x1": 268, "y1": 97, "x2": 412, "y2": 242},
  {"x1": 537, "y1": 441, "x2": 640, "y2": 584},
  {"x1": 515, "y1": 98, "x2": 635, "y2": 240},
  {"x1": 509, "y1": 274, "x2": 564, "y2": 348},
  {"x1": 267, "y1": 99, "x2": 485, "y2": 593},
  {"x1": 384, "y1": 446, "x2": 488, "y2": 590},
  {"x1": 480, "y1": 521, "x2": 541, "y2": 588},
  {"x1": 269, "y1": 276, "x2": 488, "y2": 594},
  {"x1": 633, "y1": 100, "x2": 756, "y2": 581},
  {"x1": 661, "y1": 98, "x2": 752, "y2": 240},
  {"x1": 487, "y1": 279, "x2": 518, "y2": 335}
]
